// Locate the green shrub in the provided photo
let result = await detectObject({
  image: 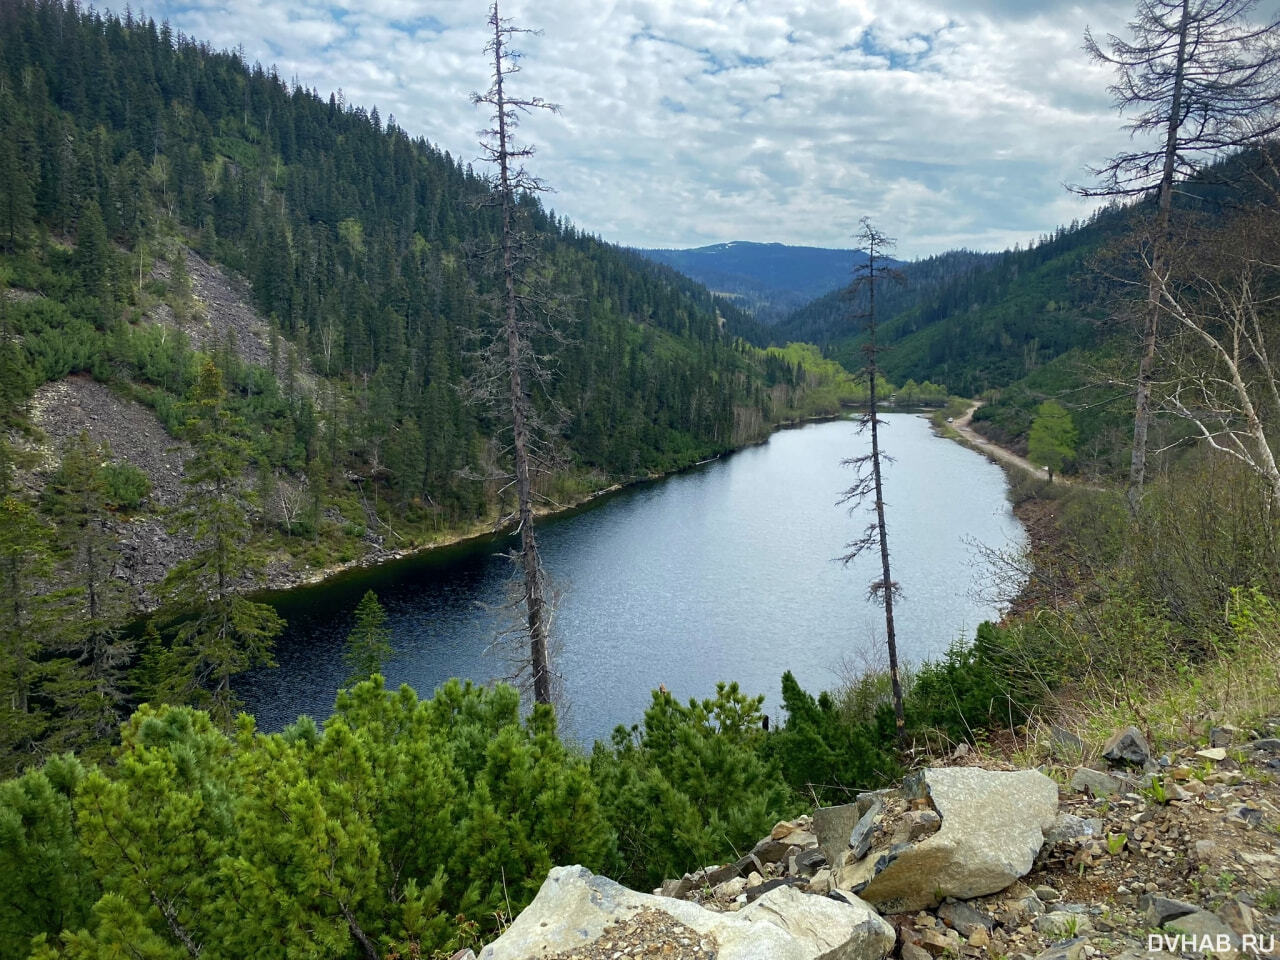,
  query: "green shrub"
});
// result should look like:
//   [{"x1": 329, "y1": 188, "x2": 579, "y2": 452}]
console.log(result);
[
  {"x1": 591, "y1": 682, "x2": 794, "y2": 889},
  {"x1": 100, "y1": 462, "x2": 151, "y2": 510},
  {"x1": 768, "y1": 671, "x2": 900, "y2": 805},
  {"x1": 906, "y1": 623, "x2": 1041, "y2": 744}
]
